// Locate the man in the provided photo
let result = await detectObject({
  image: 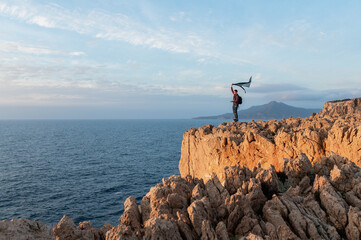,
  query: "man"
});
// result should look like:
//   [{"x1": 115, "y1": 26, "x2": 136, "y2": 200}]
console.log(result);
[{"x1": 230, "y1": 84, "x2": 242, "y2": 122}]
